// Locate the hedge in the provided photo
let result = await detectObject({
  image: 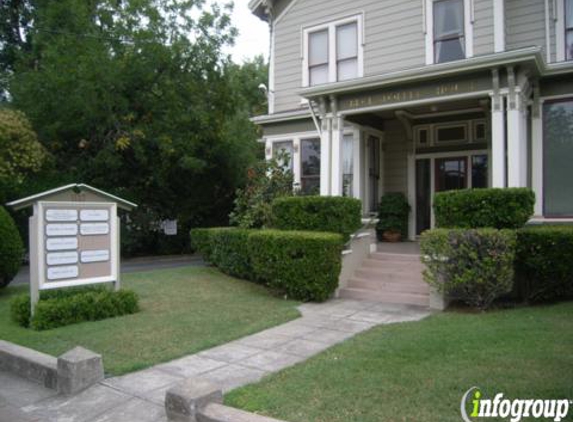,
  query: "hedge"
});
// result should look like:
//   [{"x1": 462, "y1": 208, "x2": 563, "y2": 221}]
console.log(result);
[
  {"x1": 190, "y1": 227, "x2": 344, "y2": 302},
  {"x1": 271, "y1": 196, "x2": 362, "y2": 241},
  {"x1": 248, "y1": 230, "x2": 344, "y2": 302},
  {"x1": 11, "y1": 287, "x2": 139, "y2": 330},
  {"x1": 0, "y1": 206, "x2": 24, "y2": 288},
  {"x1": 434, "y1": 188, "x2": 535, "y2": 229},
  {"x1": 515, "y1": 225, "x2": 573, "y2": 303},
  {"x1": 420, "y1": 228, "x2": 516, "y2": 310}
]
